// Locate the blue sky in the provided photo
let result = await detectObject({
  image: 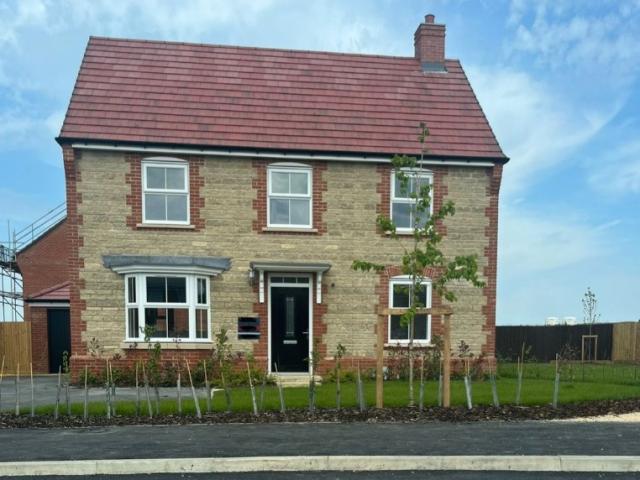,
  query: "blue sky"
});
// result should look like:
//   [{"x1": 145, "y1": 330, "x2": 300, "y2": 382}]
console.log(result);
[{"x1": 0, "y1": 0, "x2": 638, "y2": 325}]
